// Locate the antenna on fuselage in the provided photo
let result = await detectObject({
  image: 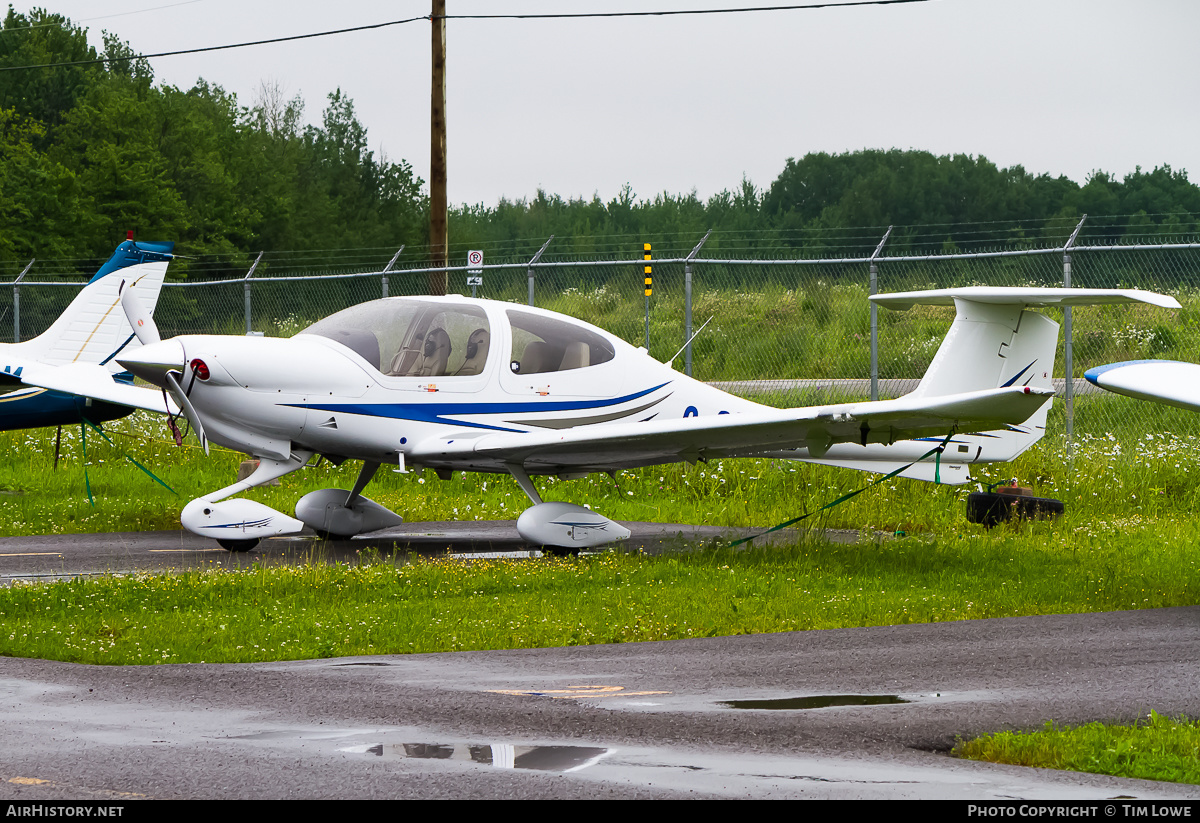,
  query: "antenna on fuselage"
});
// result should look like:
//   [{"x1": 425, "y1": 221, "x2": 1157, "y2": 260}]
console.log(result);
[{"x1": 666, "y1": 316, "x2": 713, "y2": 369}]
